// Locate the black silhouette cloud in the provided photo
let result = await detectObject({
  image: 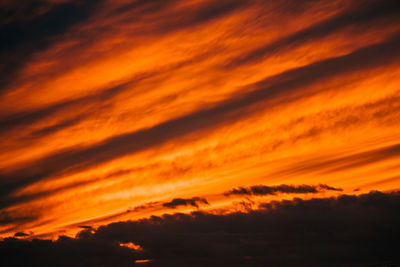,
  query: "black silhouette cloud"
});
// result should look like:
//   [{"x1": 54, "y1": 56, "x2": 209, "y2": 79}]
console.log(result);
[
  {"x1": 1, "y1": 191, "x2": 399, "y2": 266},
  {"x1": 318, "y1": 184, "x2": 343, "y2": 191},
  {"x1": 224, "y1": 183, "x2": 342, "y2": 196},
  {"x1": 13, "y1": 232, "x2": 28, "y2": 237},
  {"x1": 163, "y1": 197, "x2": 209, "y2": 208},
  {"x1": 0, "y1": 235, "x2": 136, "y2": 267}
]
